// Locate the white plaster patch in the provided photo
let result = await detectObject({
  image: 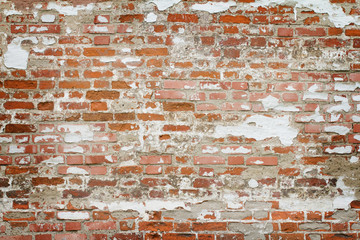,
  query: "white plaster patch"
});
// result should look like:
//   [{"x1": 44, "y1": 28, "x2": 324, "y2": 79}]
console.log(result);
[
  {"x1": 8, "y1": 145, "x2": 25, "y2": 153},
  {"x1": 41, "y1": 14, "x2": 56, "y2": 22},
  {"x1": 327, "y1": 96, "x2": 351, "y2": 113},
  {"x1": 4, "y1": 37, "x2": 38, "y2": 69},
  {"x1": 63, "y1": 146, "x2": 84, "y2": 153},
  {"x1": 42, "y1": 156, "x2": 65, "y2": 166},
  {"x1": 47, "y1": 2, "x2": 94, "y2": 15},
  {"x1": 121, "y1": 57, "x2": 142, "y2": 69},
  {"x1": 252, "y1": 0, "x2": 360, "y2": 27},
  {"x1": 333, "y1": 177, "x2": 355, "y2": 210},
  {"x1": 300, "y1": 107, "x2": 325, "y2": 122},
  {"x1": 92, "y1": 26, "x2": 109, "y2": 33},
  {"x1": 214, "y1": 115, "x2": 298, "y2": 146},
  {"x1": 325, "y1": 146, "x2": 352, "y2": 154},
  {"x1": 90, "y1": 200, "x2": 190, "y2": 219},
  {"x1": 145, "y1": 12, "x2": 157, "y2": 22},
  {"x1": 221, "y1": 146, "x2": 251, "y2": 154},
  {"x1": 261, "y1": 95, "x2": 299, "y2": 112},
  {"x1": 3, "y1": 9, "x2": 22, "y2": 16},
  {"x1": 97, "y1": 15, "x2": 109, "y2": 23},
  {"x1": 248, "y1": 179, "x2": 258, "y2": 188},
  {"x1": 58, "y1": 125, "x2": 94, "y2": 142},
  {"x1": 191, "y1": 1, "x2": 236, "y2": 13},
  {"x1": 148, "y1": 0, "x2": 181, "y2": 11},
  {"x1": 99, "y1": 57, "x2": 117, "y2": 63},
  {"x1": 202, "y1": 146, "x2": 219, "y2": 154},
  {"x1": 66, "y1": 167, "x2": 89, "y2": 175},
  {"x1": 57, "y1": 211, "x2": 90, "y2": 220},
  {"x1": 0, "y1": 137, "x2": 12, "y2": 143},
  {"x1": 350, "y1": 156, "x2": 359, "y2": 163},
  {"x1": 334, "y1": 82, "x2": 360, "y2": 91},
  {"x1": 303, "y1": 85, "x2": 328, "y2": 101},
  {"x1": 324, "y1": 125, "x2": 350, "y2": 135}
]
